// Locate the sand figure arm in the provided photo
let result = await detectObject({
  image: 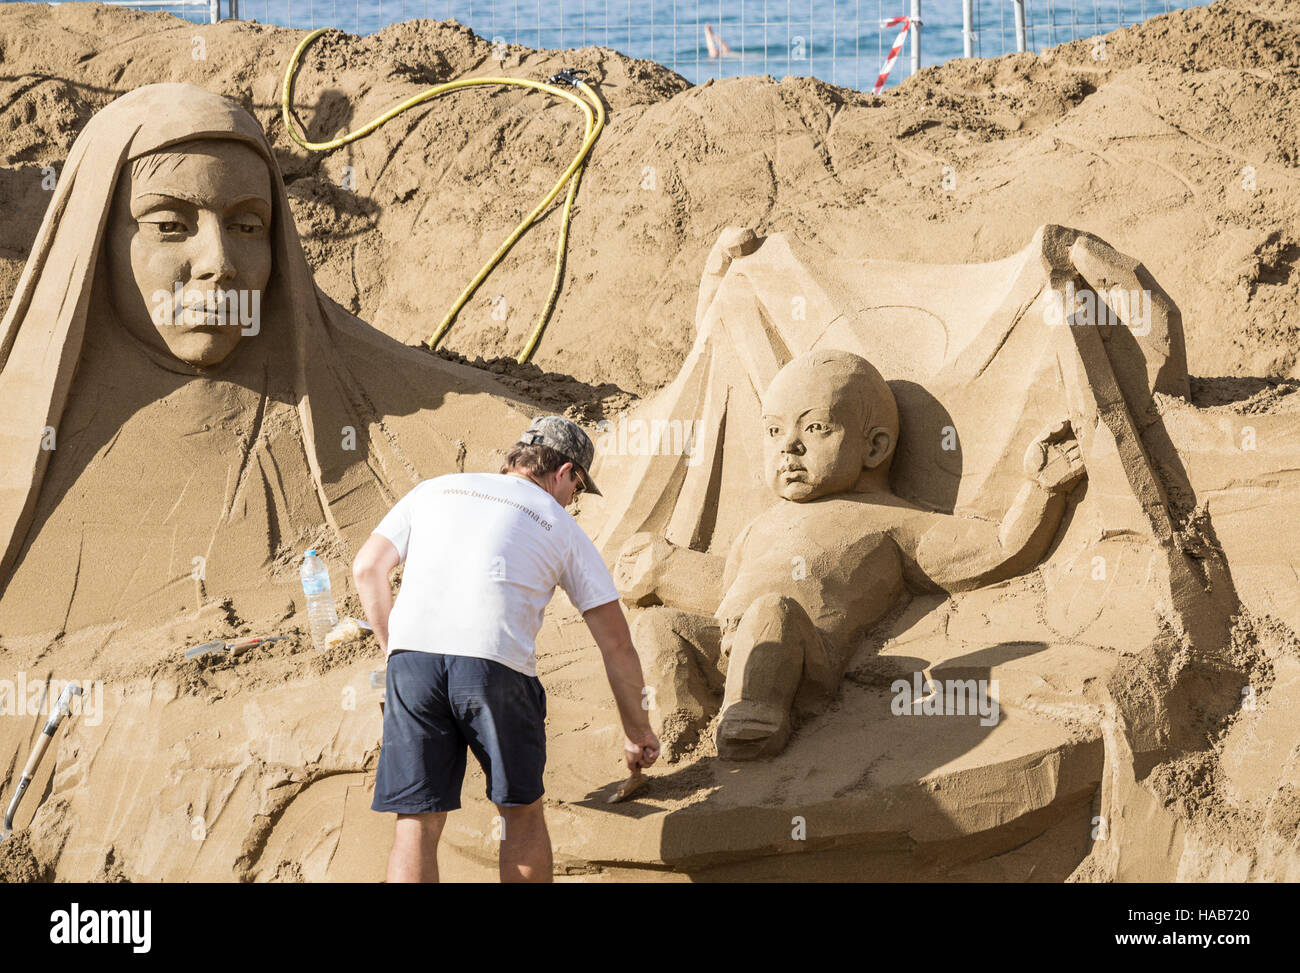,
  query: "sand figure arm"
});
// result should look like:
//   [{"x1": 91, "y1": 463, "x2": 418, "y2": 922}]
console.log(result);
[
  {"x1": 614, "y1": 522, "x2": 753, "y2": 616},
  {"x1": 910, "y1": 420, "x2": 1085, "y2": 592}
]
